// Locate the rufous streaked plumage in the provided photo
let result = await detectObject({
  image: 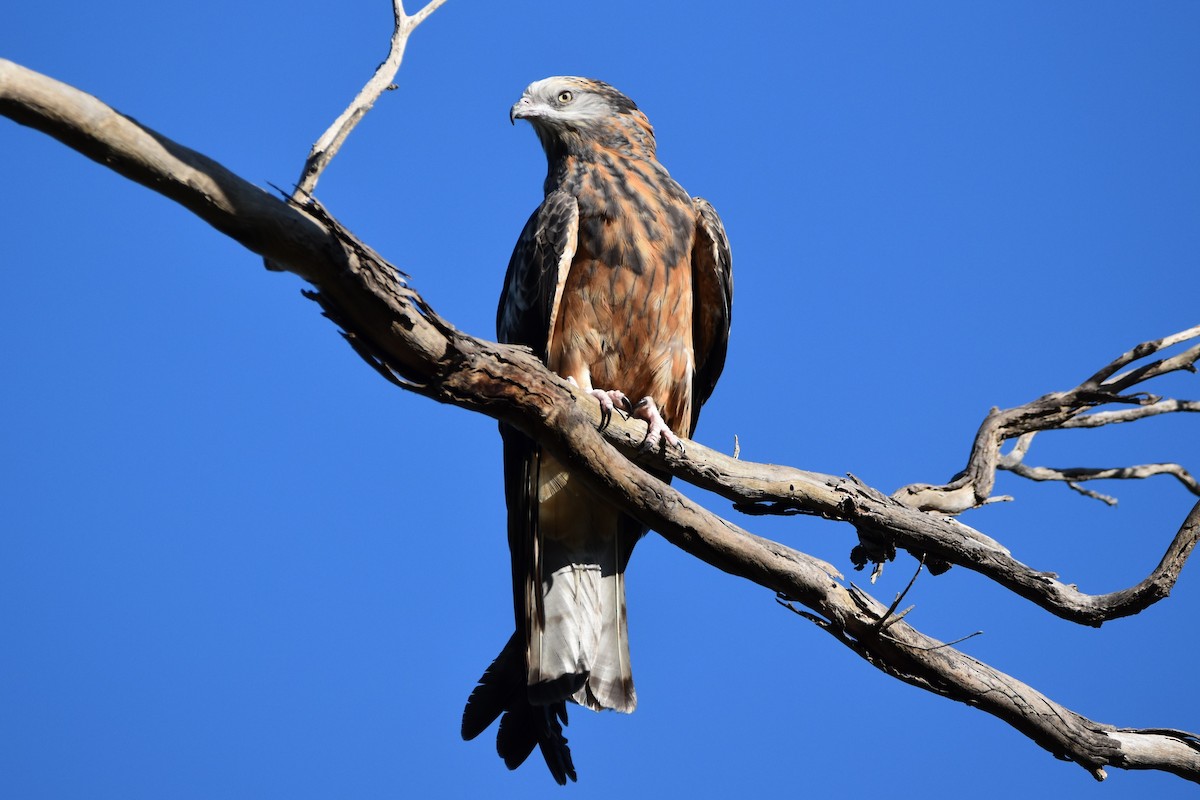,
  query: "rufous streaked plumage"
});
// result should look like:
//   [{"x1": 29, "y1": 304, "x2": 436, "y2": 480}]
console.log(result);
[{"x1": 462, "y1": 77, "x2": 733, "y2": 784}]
